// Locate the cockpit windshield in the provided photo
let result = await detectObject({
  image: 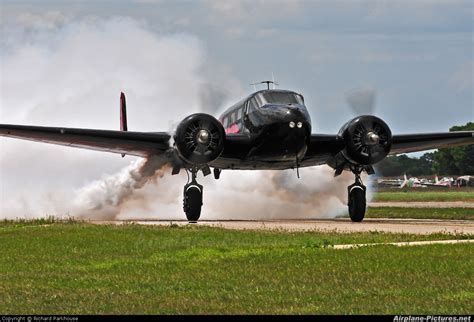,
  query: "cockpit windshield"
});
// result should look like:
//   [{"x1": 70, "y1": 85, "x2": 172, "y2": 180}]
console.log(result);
[{"x1": 255, "y1": 91, "x2": 304, "y2": 106}]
